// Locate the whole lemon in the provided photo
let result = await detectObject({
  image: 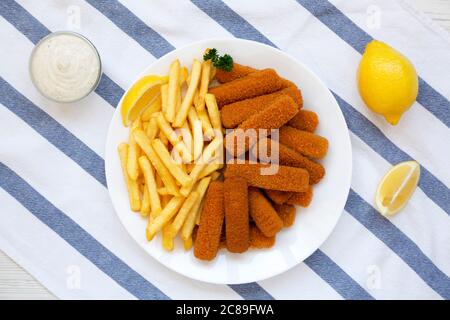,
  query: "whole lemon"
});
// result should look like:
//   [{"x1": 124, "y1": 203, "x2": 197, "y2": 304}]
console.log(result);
[{"x1": 357, "y1": 40, "x2": 418, "y2": 125}]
